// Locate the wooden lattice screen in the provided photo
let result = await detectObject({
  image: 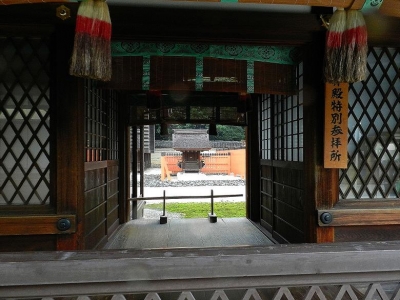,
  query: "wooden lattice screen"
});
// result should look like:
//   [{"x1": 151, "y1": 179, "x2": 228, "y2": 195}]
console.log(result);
[
  {"x1": 260, "y1": 62, "x2": 304, "y2": 162},
  {"x1": 0, "y1": 36, "x2": 51, "y2": 206},
  {"x1": 85, "y1": 81, "x2": 119, "y2": 162},
  {"x1": 340, "y1": 47, "x2": 400, "y2": 200}
]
